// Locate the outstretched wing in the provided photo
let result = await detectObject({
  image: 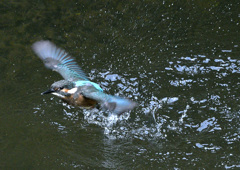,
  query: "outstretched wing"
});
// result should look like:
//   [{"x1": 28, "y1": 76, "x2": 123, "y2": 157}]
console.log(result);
[{"x1": 32, "y1": 40, "x2": 88, "y2": 81}]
